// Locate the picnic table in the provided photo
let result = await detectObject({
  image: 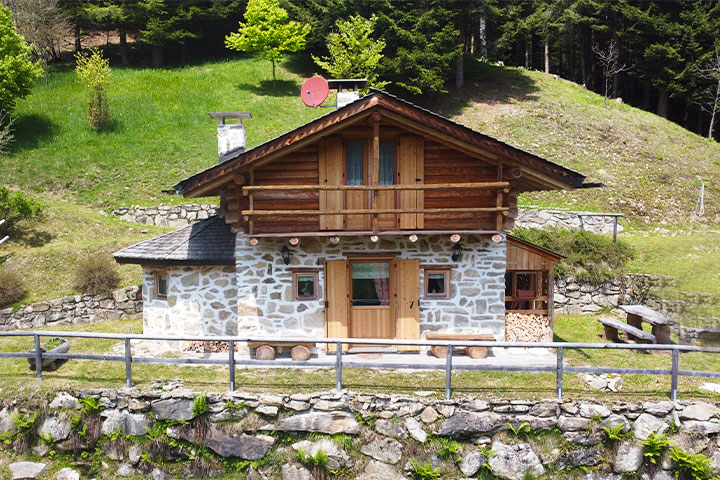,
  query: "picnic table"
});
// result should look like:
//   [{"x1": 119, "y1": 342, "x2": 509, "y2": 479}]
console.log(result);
[{"x1": 619, "y1": 305, "x2": 674, "y2": 344}]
